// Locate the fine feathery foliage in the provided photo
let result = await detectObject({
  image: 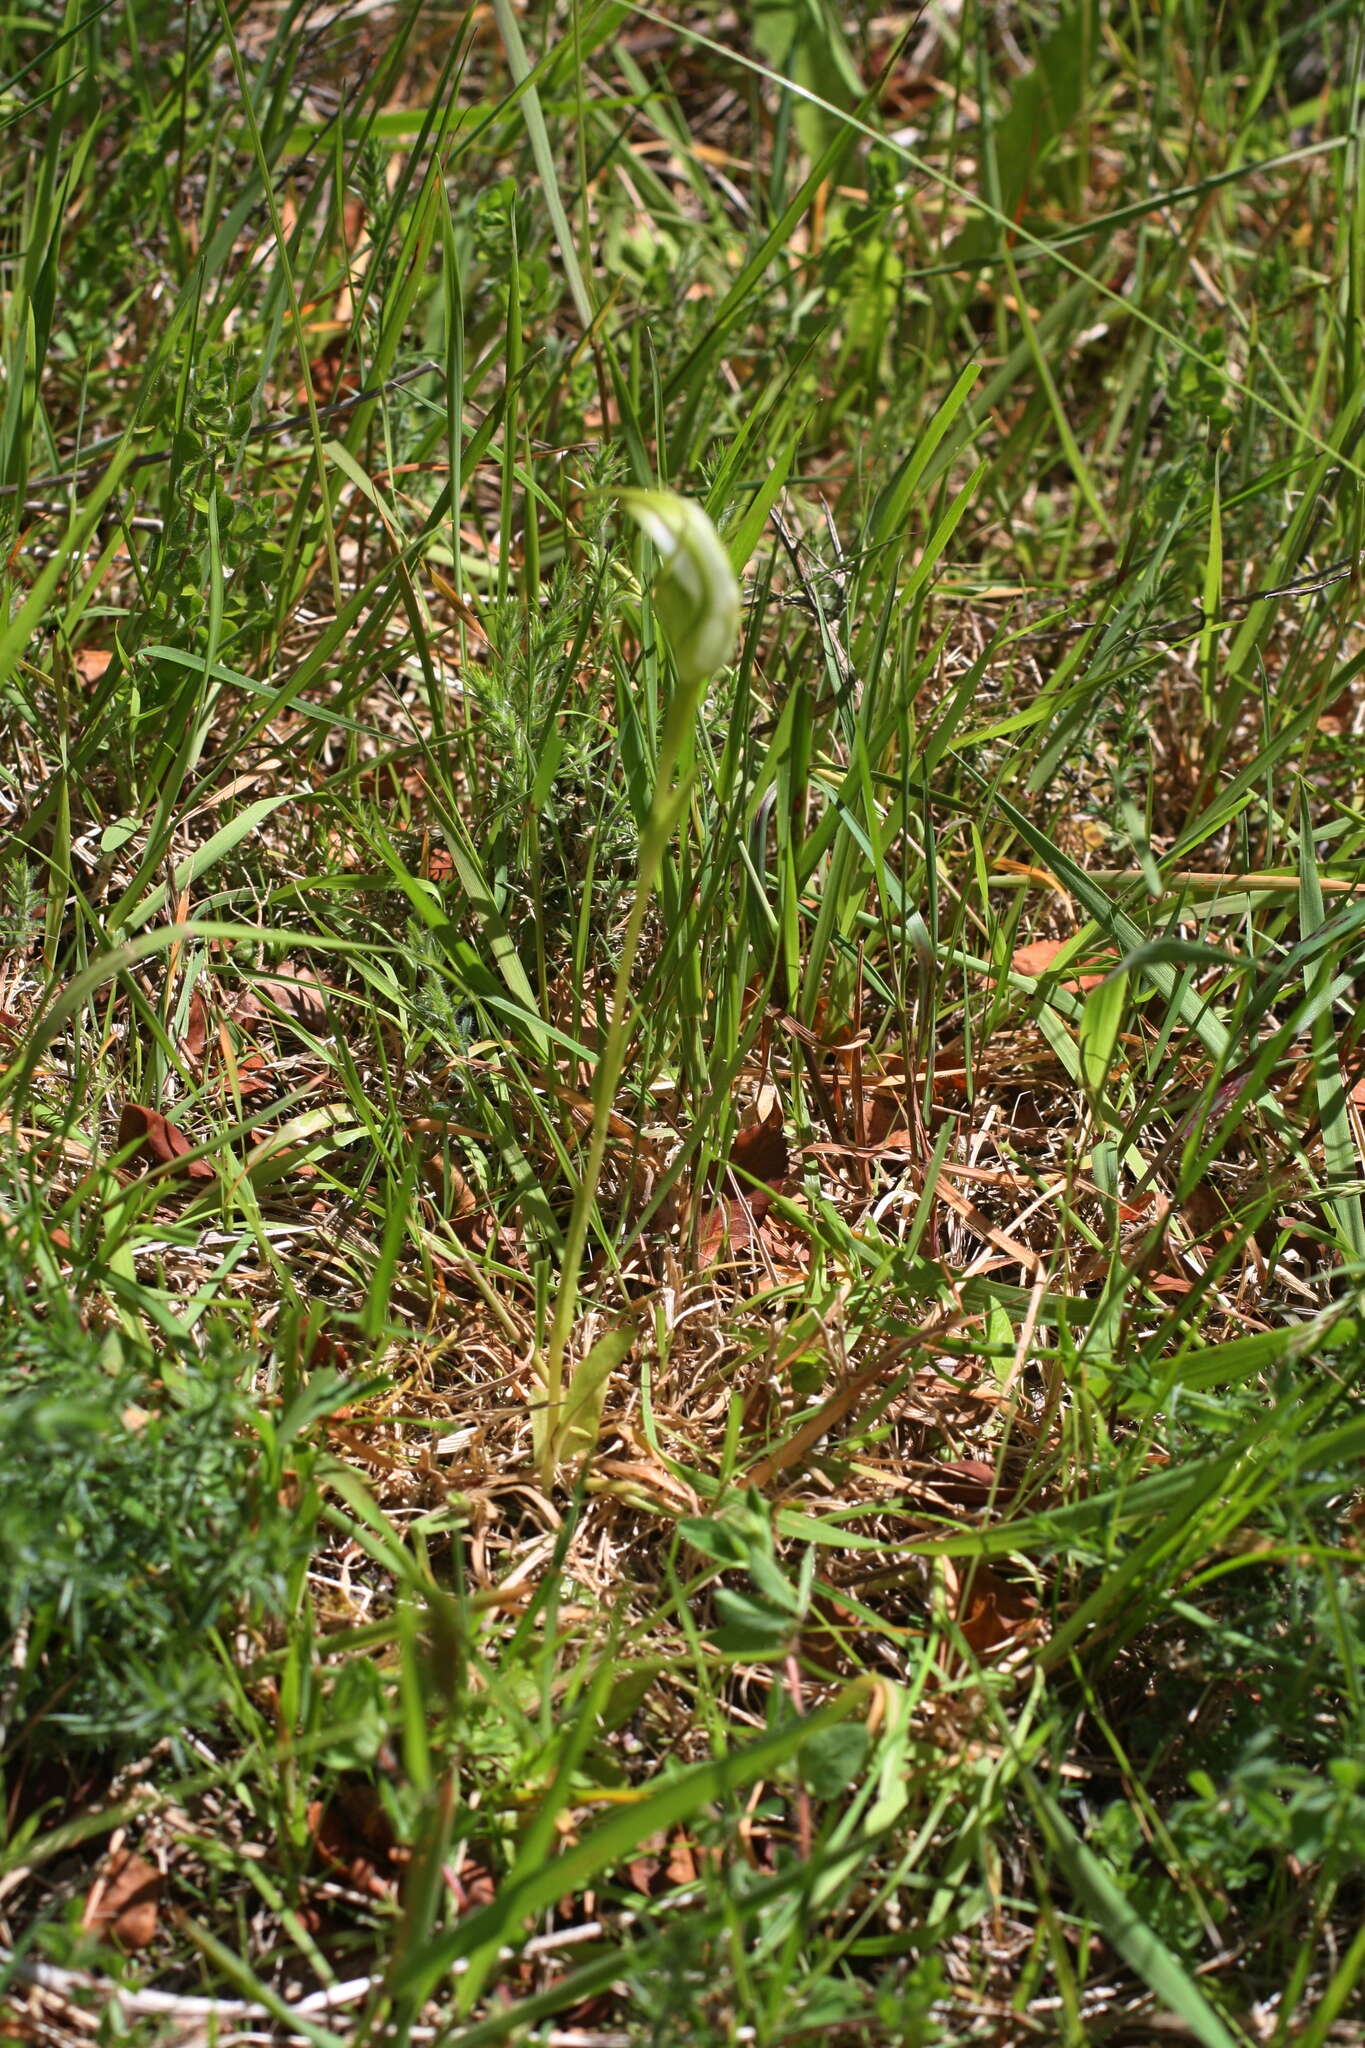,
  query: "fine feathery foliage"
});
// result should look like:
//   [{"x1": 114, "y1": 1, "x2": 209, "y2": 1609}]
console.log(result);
[{"x1": 0, "y1": 1201, "x2": 342, "y2": 1748}]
